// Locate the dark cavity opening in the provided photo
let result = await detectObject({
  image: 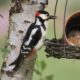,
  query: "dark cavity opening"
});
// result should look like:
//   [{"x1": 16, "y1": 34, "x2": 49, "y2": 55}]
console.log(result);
[
  {"x1": 65, "y1": 12, "x2": 80, "y2": 46},
  {"x1": 66, "y1": 12, "x2": 80, "y2": 38}
]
